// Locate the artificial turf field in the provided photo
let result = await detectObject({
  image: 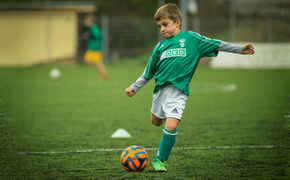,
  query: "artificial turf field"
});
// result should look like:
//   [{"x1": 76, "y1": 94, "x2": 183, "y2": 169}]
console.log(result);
[{"x1": 0, "y1": 60, "x2": 289, "y2": 179}]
